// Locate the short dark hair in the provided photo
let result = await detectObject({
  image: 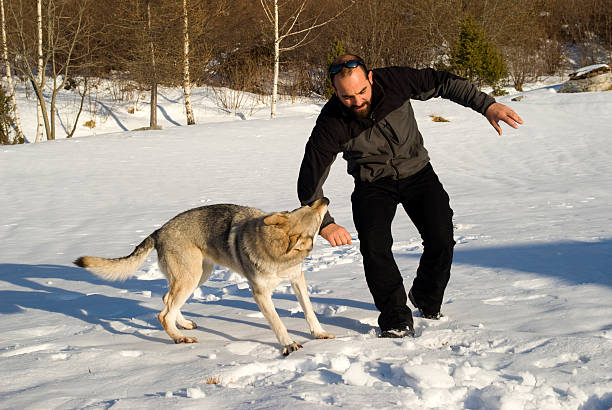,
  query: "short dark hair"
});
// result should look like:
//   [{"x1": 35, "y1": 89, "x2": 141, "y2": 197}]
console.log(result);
[{"x1": 329, "y1": 54, "x2": 368, "y2": 86}]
